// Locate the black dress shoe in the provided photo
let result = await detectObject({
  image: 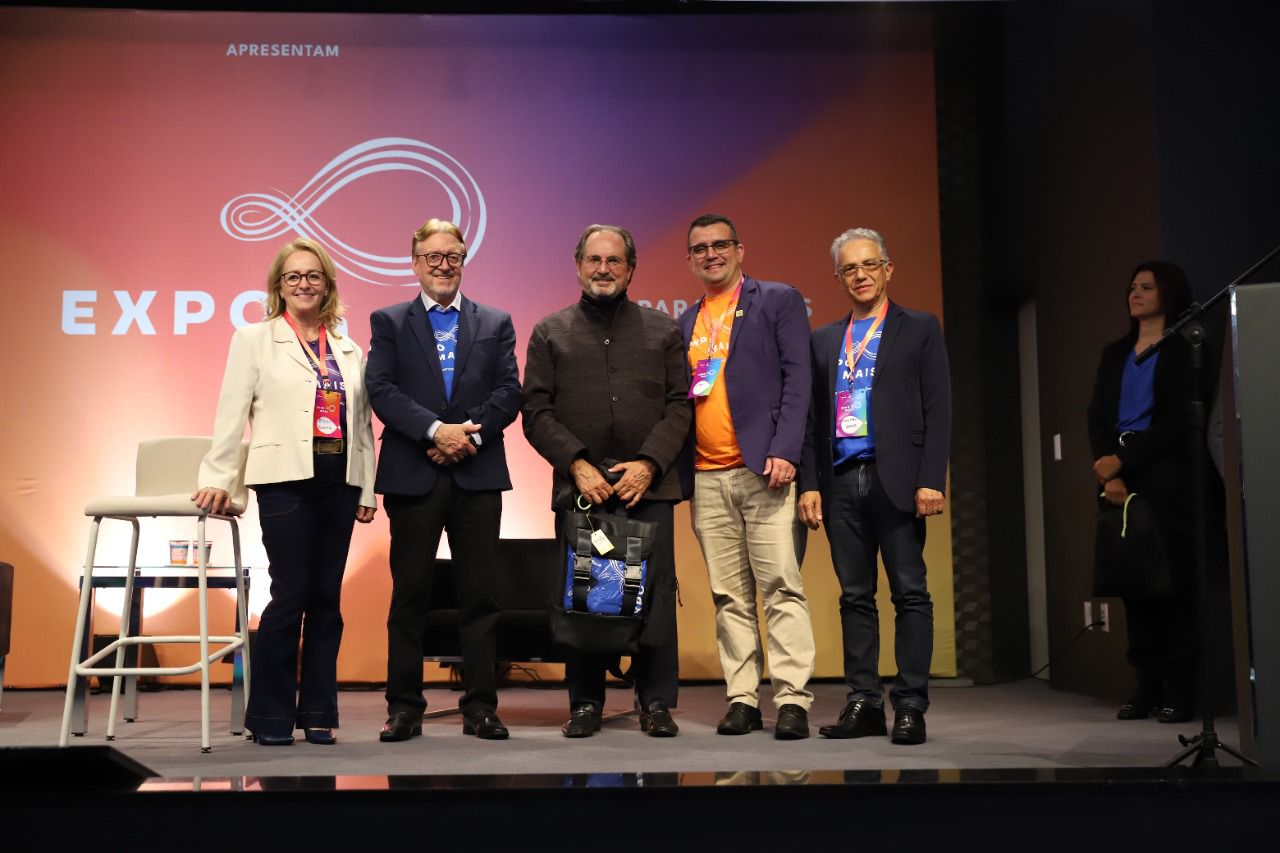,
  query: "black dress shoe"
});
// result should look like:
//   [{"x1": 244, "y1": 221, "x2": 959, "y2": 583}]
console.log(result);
[
  {"x1": 891, "y1": 708, "x2": 927, "y2": 745},
  {"x1": 462, "y1": 709, "x2": 510, "y2": 740},
  {"x1": 639, "y1": 702, "x2": 679, "y2": 737},
  {"x1": 774, "y1": 704, "x2": 810, "y2": 740},
  {"x1": 819, "y1": 698, "x2": 888, "y2": 739},
  {"x1": 1156, "y1": 704, "x2": 1194, "y2": 724},
  {"x1": 379, "y1": 711, "x2": 423, "y2": 742},
  {"x1": 561, "y1": 704, "x2": 602, "y2": 738},
  {"x1": 716, "y1": 702, "x2": 763, "y2": 735},
  {"x1": 303, "y1": 728, "x2": 336, "y2": 745},
  {"x1": 249, "y1": 732, "x2": 294, "y2": 746},
  {"x1": 1117, "y1": 687, "x2": 1164, "y2": 720}
]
